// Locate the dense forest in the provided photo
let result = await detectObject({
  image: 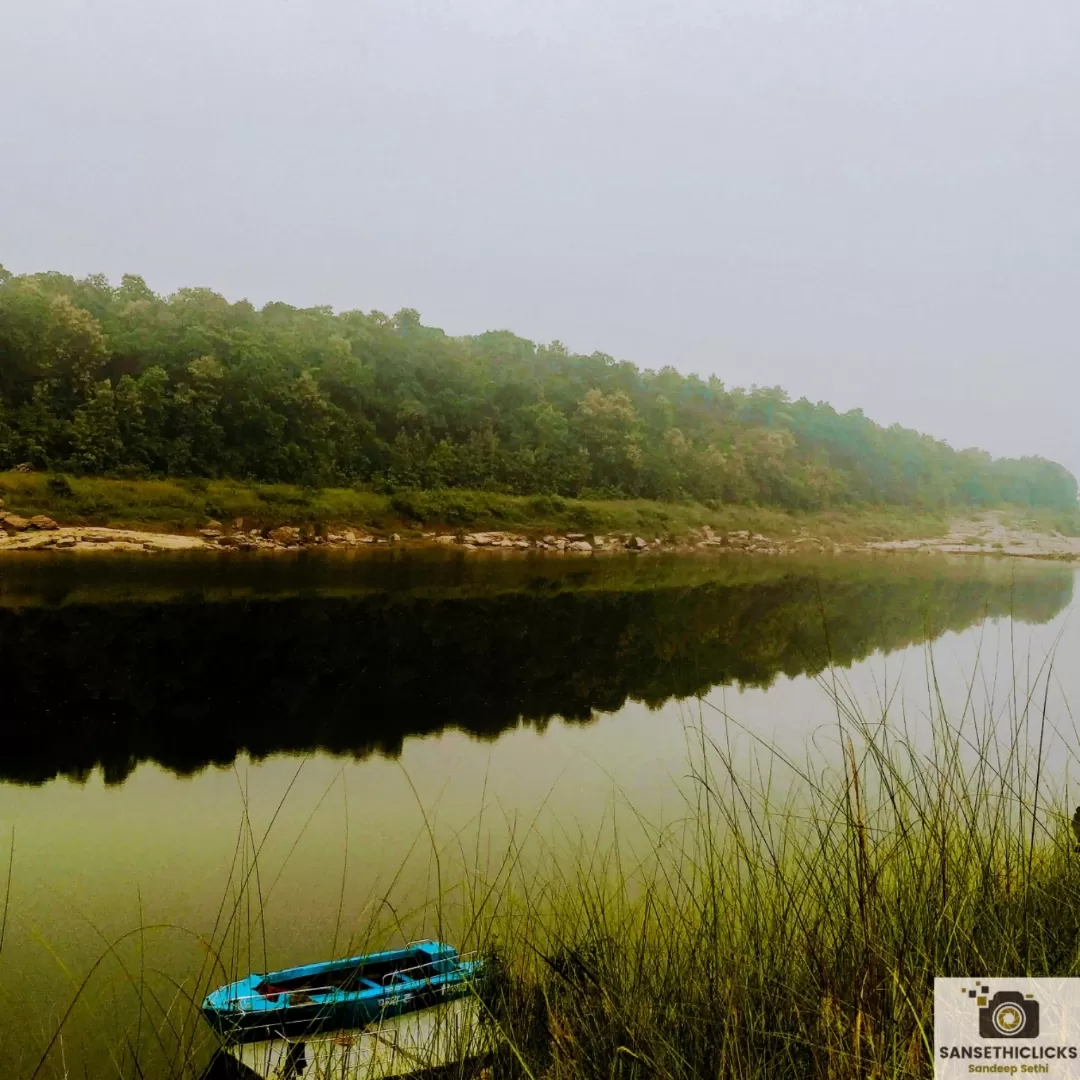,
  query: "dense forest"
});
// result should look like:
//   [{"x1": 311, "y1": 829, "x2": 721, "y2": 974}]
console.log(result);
[{"x1": 0, "y1": 266, "x2": 1074, "y2": 510}]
